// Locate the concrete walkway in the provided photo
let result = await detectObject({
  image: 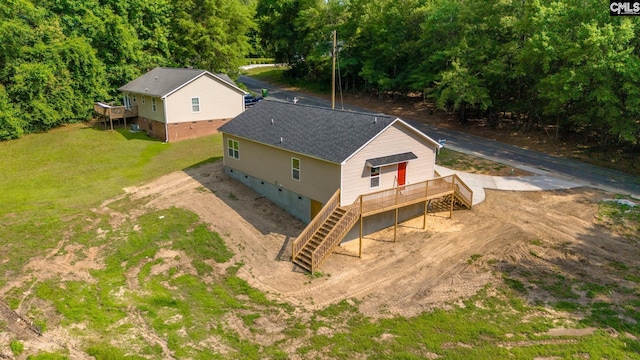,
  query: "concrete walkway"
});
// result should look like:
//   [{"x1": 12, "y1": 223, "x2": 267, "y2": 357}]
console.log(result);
[{"x1": 435, "y1": 165, "x2": 584, "y2": 206}]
